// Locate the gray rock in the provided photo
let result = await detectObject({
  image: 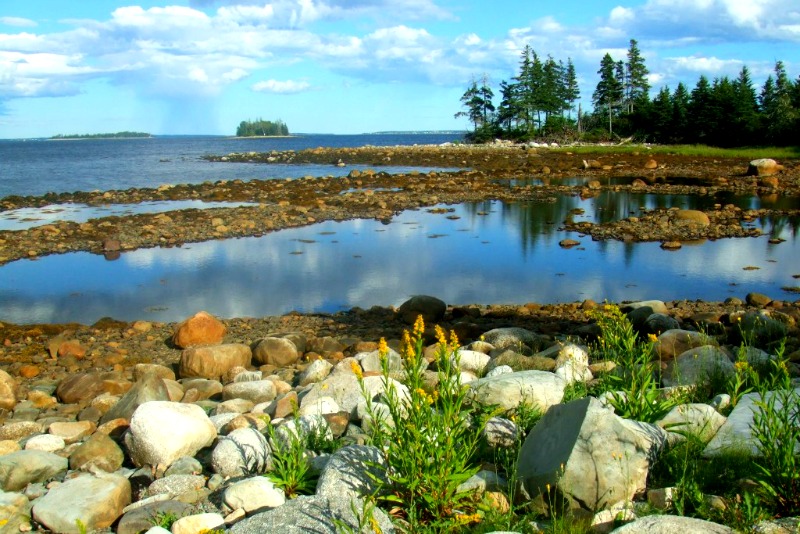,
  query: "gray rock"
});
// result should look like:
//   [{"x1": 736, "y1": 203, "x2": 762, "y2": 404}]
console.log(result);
[
  {"x1": 211, "y1": 427, "x2": 271, "y2": 477},
  {"x1": 69, "y1": 432, "x2": 125, "y2": 472},
  {"x1": 297, "y1": 359, "x2": 334, "y2": 386},
  {"x1": 482, "y1": 417, "x2": 519, "y2": 448},
  {"x1": 654, "y1": 329, "x2": 715, "y2": 360},
  {"x1": 0, "y1": 489, "x2": 31, "y2": 533},
  {"x1": 223, "y1": 476, "x2": 286, "y2": 514},
  {"x1": 299, "y1": 372, "x2": 364, "y2": 418},
  {"x1": 229, "y1": 494, "x2": 395, "y2": 534},
  {"x1": 124, "y1": 401, "x2": 217, "y2": 468},
  {"x1": 0, "y1": 450, "x2": 68, "y2": 492},
  {"x1": 147, "y1": 474, "x2": 205, "y2": 499},
  {"x1": 643, "y1": 313, "x2": 680, "y2": 335},
  {"x1": 663, "y1": 346, "x2": 734, "y2": 387},
  {"x1": 32, "y1": 473, "x2": 131, "y2": 534},
  {"x1": 468, "y1": 370, "x2": 566, "y2": 413},
  {"x1": 517, "y1": 396, "x2": 667, "y2": 513},
  {"x1": 656, "y1": 403, "x2": 727, "y2": 444},
  {"x1": 315, "y1": 445, "x2": 388, "y2": 501},
  {"x1": 481, "y1": 327, "x2": 544, "y2": 352},
  {"x1": 454, "y1": 350, "x2": 491, "y2": 375},
  {"x1": 116, "y1": 500, "x2": 193, "y2": 534},
  {"x1": 355, "y1": 348, "x2": 402, "y2": 373},
  {"x1": 610, "y1": 514, "x2": 733, "y2": 533},
  {"x1": 101, "y1": 372, "x2": 170, "y2": 423},
  {"x1": 222, "y1": 380, "x2": 277, "y2": 404},
  {"x1": 165, "y1": 456, "x2": 203, "y2": 477}
]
